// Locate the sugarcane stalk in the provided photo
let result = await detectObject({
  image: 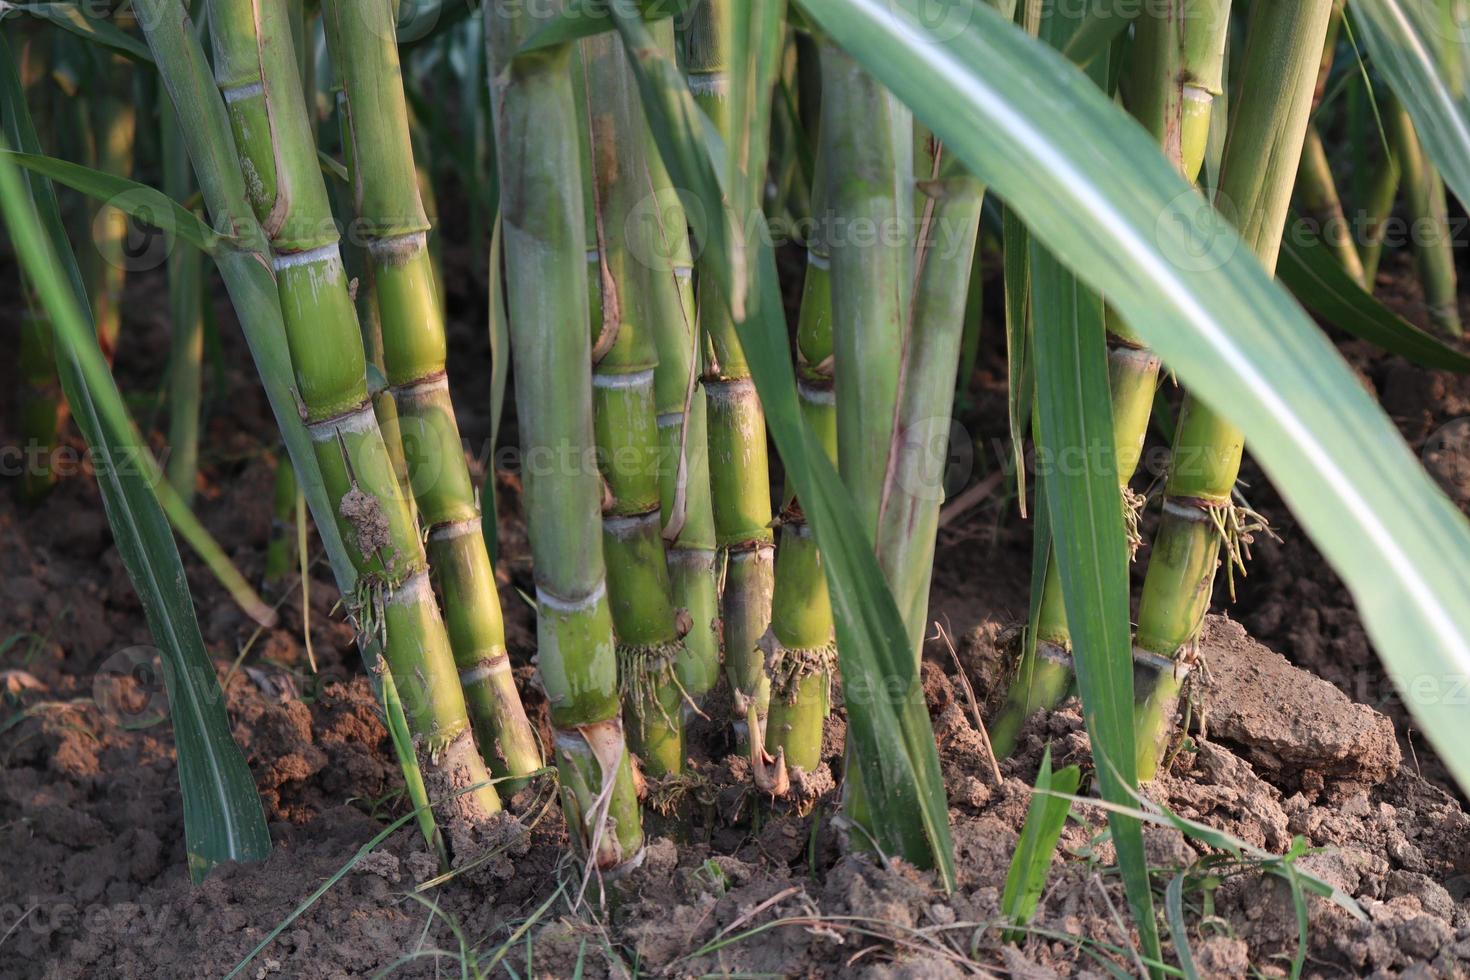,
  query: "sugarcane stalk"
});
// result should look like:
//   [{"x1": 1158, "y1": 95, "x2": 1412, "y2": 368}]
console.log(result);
[
  {"x1": 1134, "y1": 0, "x2": 1336, "y2": 778},
  {"x1": 1386, "y1": 95, "x2": 1462, "y2": 337},
  {"x1": 578, "y1": 30, "x2": 691, "y2": 778},
  {"x1": 685, "y1": 0, "x2": 778, "y2": 755},
  {"x1": 263, "y1": 451, "x2": 297, "y2": 588},
  {"x1": 764, "y1": 193, "x2": 838, "y2": 780},
  {"x1": 1297, "y1": 125, "x2": 1366, "y2": 286},
  {"x1": 207, "y1": 0, "x2": 501, "y2": 829},
  {"x1": 1295, "y1": 10, "x2": 1364, "y2": 286},
  {"x1": 1359, "y1": 148, "x2": 1400, "y2": 285},
  {"x1": 992, "y1": 0, "x2": 1228, "y2": 758},
  {"x1": 858, "y1": 145, "x2": 985, "y2": 854},
  {"x1": 486, "y1": 0, "x2": 644, "y2": 869},
  {"x1": 322, "y1": 0, "x2": 541, "y2": 789},
  {"x1": 642, "y1": 19, "x2": 722, "y2": 709},
  {"x1": 162, "y1": 100, "x2": 205, "y2": 504},
  {"x1": 876, "y1": 150, "x2": 985, "y2": 658},
  {"x1": 86, "y1": 80, "x2": 135, "y2": 366},
  {"x1": 822, "y1": 42, "x2": 912, "y2": 537},
  {"x1": 323, "y1": 47, "x2": 415, "y2": 512}
]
